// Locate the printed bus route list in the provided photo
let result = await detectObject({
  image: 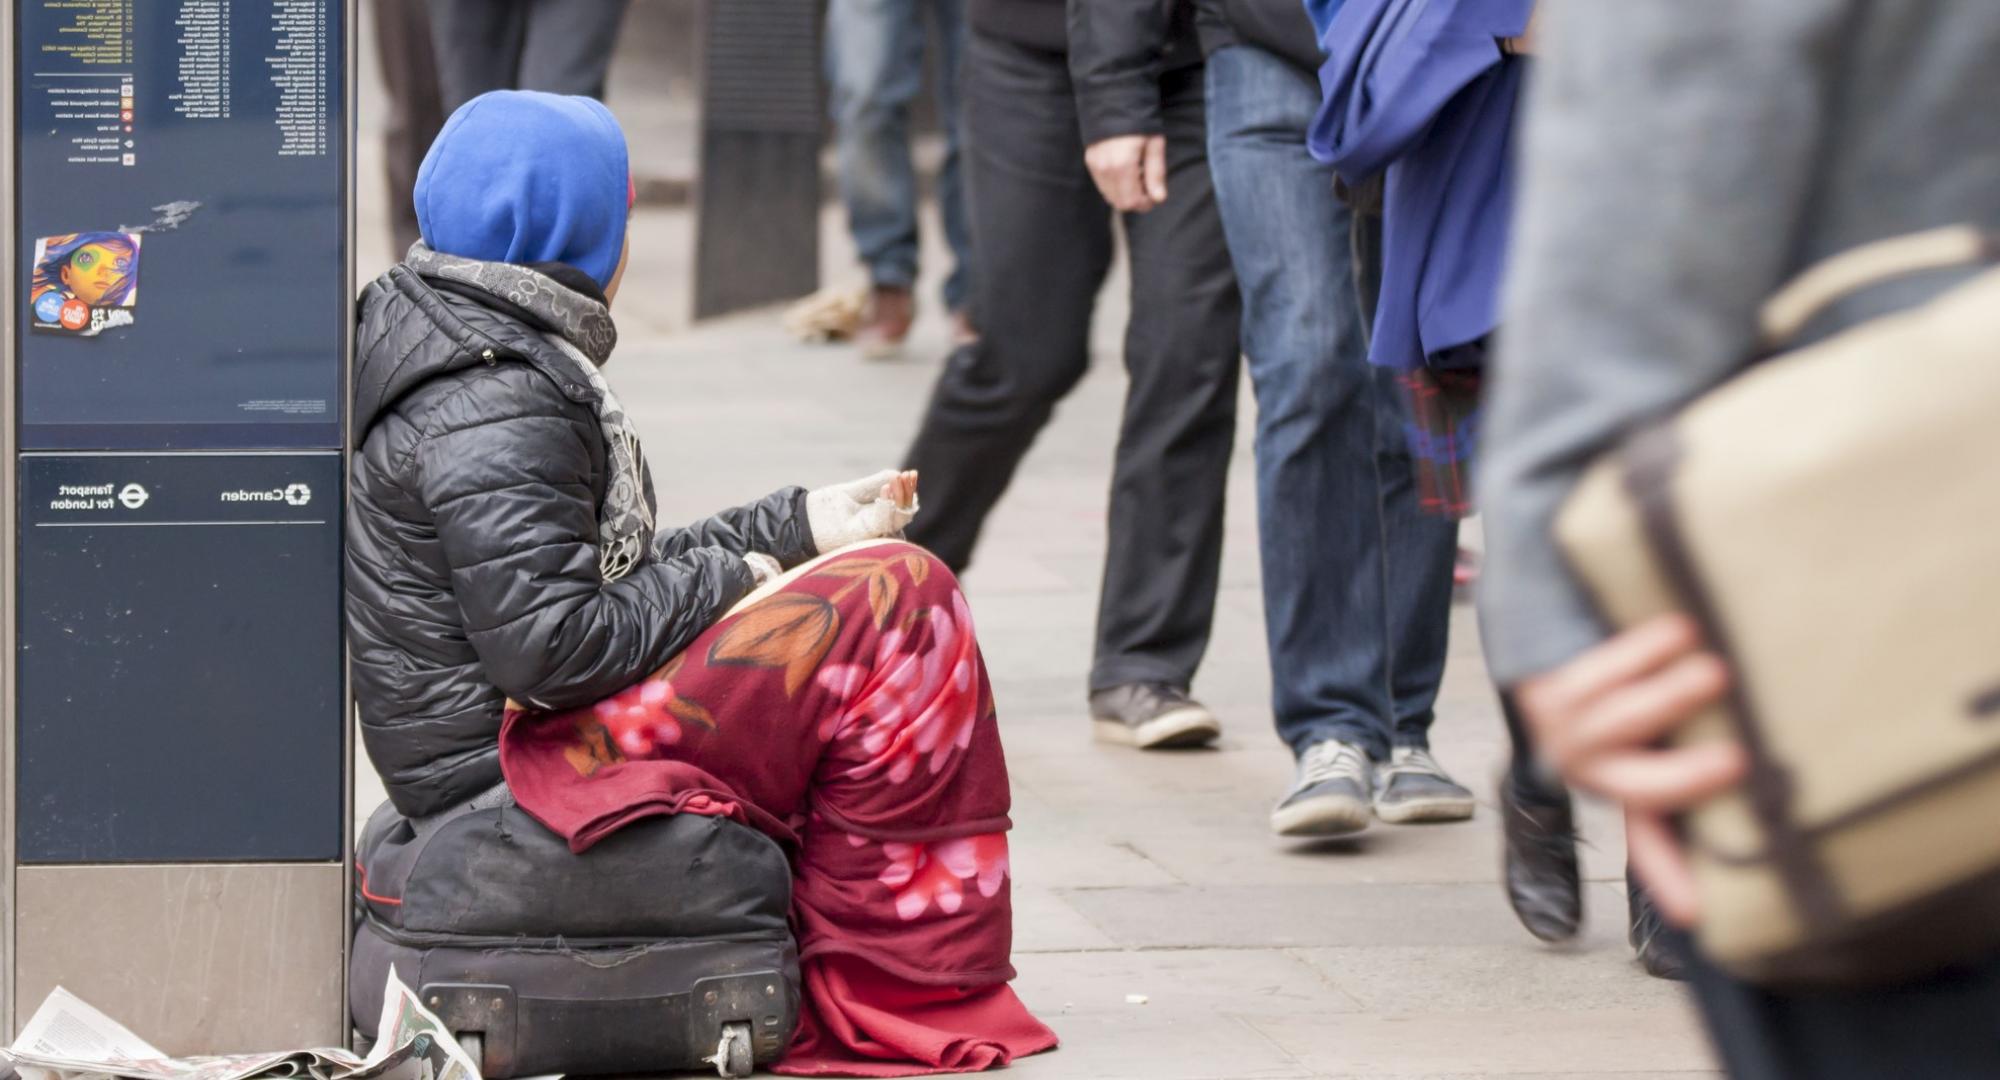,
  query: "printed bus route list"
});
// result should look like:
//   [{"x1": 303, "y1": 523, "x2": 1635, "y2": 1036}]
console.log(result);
[
  {"x1": 37, "y1": 0, "x2": 133, "y2": 66},
  {"x1": 172, "y1": 0, "x2": 232, "y2": 121},
  {"x1": 36, "y1": 0, "x2": 137, "y2": 167},
  {"x1": 268, "y1": 0, "x2": 329, "y2": 157}
]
